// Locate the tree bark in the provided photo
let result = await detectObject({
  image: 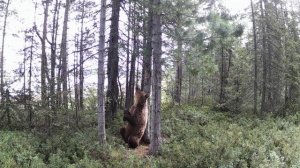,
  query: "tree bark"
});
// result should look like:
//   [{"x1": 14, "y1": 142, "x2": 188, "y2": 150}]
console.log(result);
[
  {"x1": 0, "y1": 0, "x2": 10, "y2": 104},
  {"x1": 150, "y1": 0, "x2": 162, "y2": 155},
  {"x1": 79, "y1": 0, "x2": 85, "y2": 111},
  {"x1": 98, "y1": 0, "x2": 107, "y2": 145},
  {"x1": 60, "y1": 0, "x2": 71, "y2": 109},
  {"x1": 141, "y1": 0, "x2": 153, "y2": 146},
  {"x1": 260, "y1": 0, "x2": 267, "y2": 117},
  {"x1": 174, "y1": 38, "x2": 183, "y2": 105},
  {"x1": 5, "y1": 89, "x2": 10, "y2": 126},
  {"x1": 74, "y1": 35, "x2": 79, "y2": 126},
  {"x1": 201, "y1": 76, "x2": 204, "y2": 105},
  {"x1": 219, "y1": 45, "x2": 226, "y2": 104},
  {"x1": 141, "y1": 7, "x2": 152, "y2": 93},
  {"x1": 41, "y1": 0, "x2": 49, "y2": 108},
  {"x1": 50, "y1": 0, "x2": 60, "y2": 119},
  {"x1": 188, "y1": 73, "x2": 192, "y2": 101},
  {"x1": 125, "y1": 1, "x2": 137, "y2": 109},
  {"x1": 125, "y1": 0, "x2": 131, "y2": 110},
  {"x1": 57, "y1": 56, "x2": 62, "y2": 108},
  {"x1": 251, "y1": 0, "x2": 258, "y2": 115},
  {"x1": 28, "y1": 30, "x2": 34, "y2": 128},
  {"x1": 106, "y1": 0, "x2": 121, "y2": 119}
]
